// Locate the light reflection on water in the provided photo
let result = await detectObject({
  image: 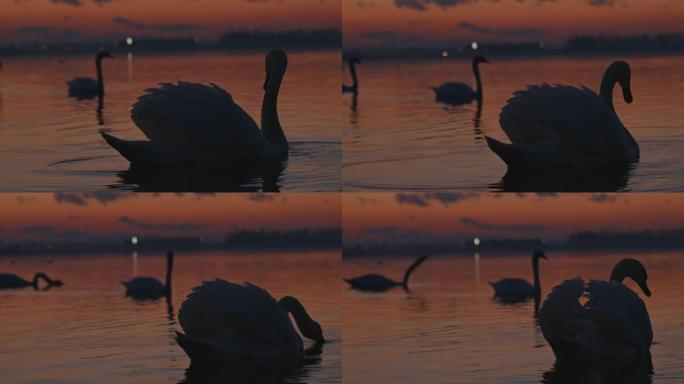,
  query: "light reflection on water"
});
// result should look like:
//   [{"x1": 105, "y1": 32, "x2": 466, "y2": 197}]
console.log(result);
[
  {"x1": 343, "y1": 251, "x2": 684, "y2": 383},
  {"x1": 0, "y1": 250, "x2": 340, "y2": 383}
]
